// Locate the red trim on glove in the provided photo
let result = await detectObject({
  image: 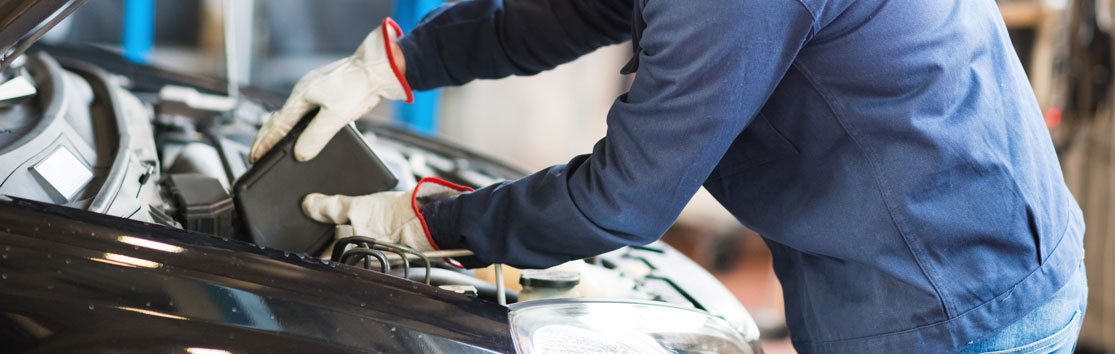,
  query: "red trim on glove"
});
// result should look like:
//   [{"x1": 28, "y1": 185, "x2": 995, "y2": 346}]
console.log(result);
[
  {"x1": 411, "y1": 177, "x2": 473, "y2": 252},
  {"x1": 382, "y1": 18, "x2": 414, "y2": 104}
]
